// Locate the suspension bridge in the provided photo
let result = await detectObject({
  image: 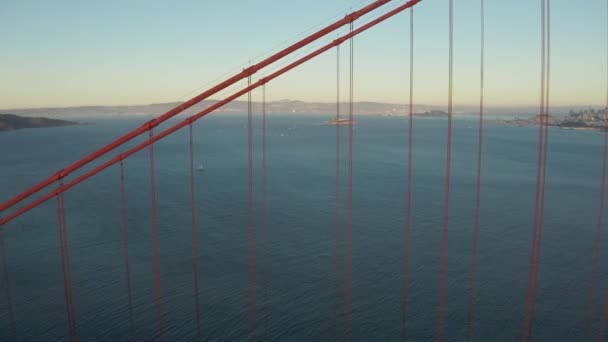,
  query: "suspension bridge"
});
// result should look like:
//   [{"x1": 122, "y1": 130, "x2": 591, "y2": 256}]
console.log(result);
[{"x1": 1, "y1": 0, "x2": 608, "y2": 340}]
